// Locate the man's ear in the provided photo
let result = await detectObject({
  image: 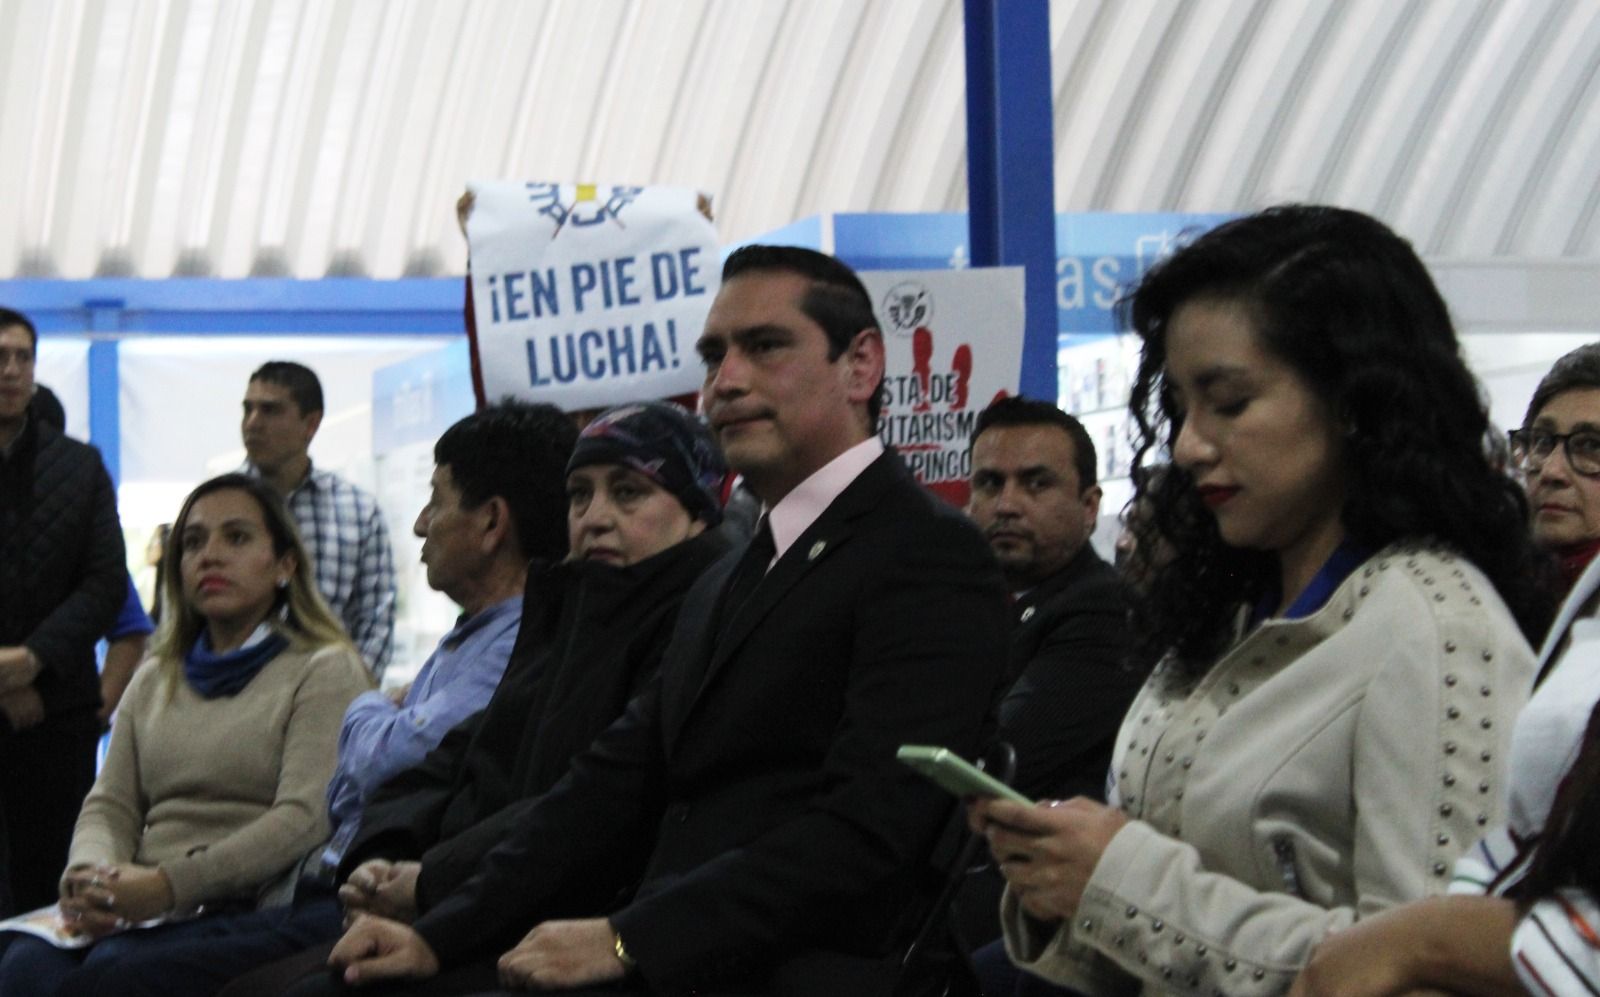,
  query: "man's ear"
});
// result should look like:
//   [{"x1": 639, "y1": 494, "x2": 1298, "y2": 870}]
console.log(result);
[
  {"x1": 301, "y1": 409, "x2": 324, "y2": 444},
  {"x1": 480, "y1": 495, "x2": 514, "y2": 555},
  {"x1": 843, "y1": 327, "x2": 886, "y2": 407},
  {"x1": 1082, "y1": 484, "x2": 1104, "y2": 541}
]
